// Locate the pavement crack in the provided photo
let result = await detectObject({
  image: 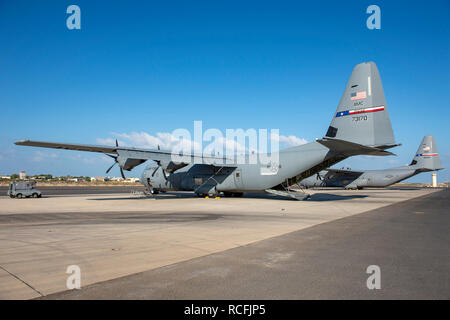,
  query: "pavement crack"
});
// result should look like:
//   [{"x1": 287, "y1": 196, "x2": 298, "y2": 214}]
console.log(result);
[{"x1": 0, "y1": 265, "x2": 44, "y2": 297}]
